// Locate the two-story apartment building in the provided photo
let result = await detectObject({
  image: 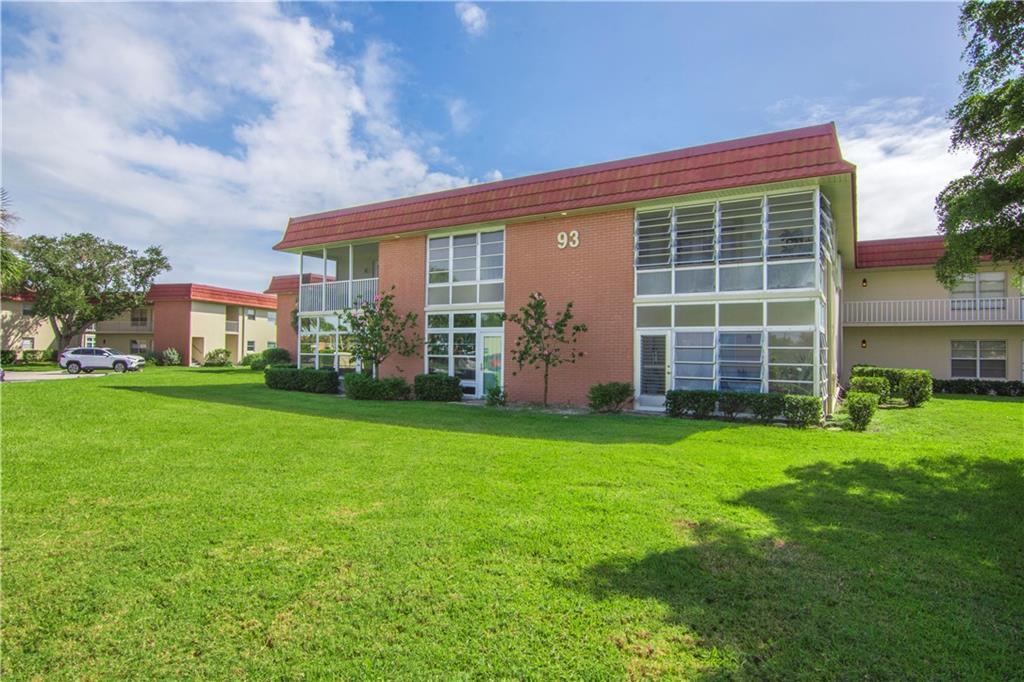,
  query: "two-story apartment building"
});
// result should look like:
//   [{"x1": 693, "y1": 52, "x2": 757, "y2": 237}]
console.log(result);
[
  {"x1": 842, "y1": 236, "x2": 1022, "y2": 382},
  {"x1": 275, "y1": 123, "x2": 858, "y2": 410},
  {"x1": 2, "y1": 283, "x2": 279, "y2": 365}
]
